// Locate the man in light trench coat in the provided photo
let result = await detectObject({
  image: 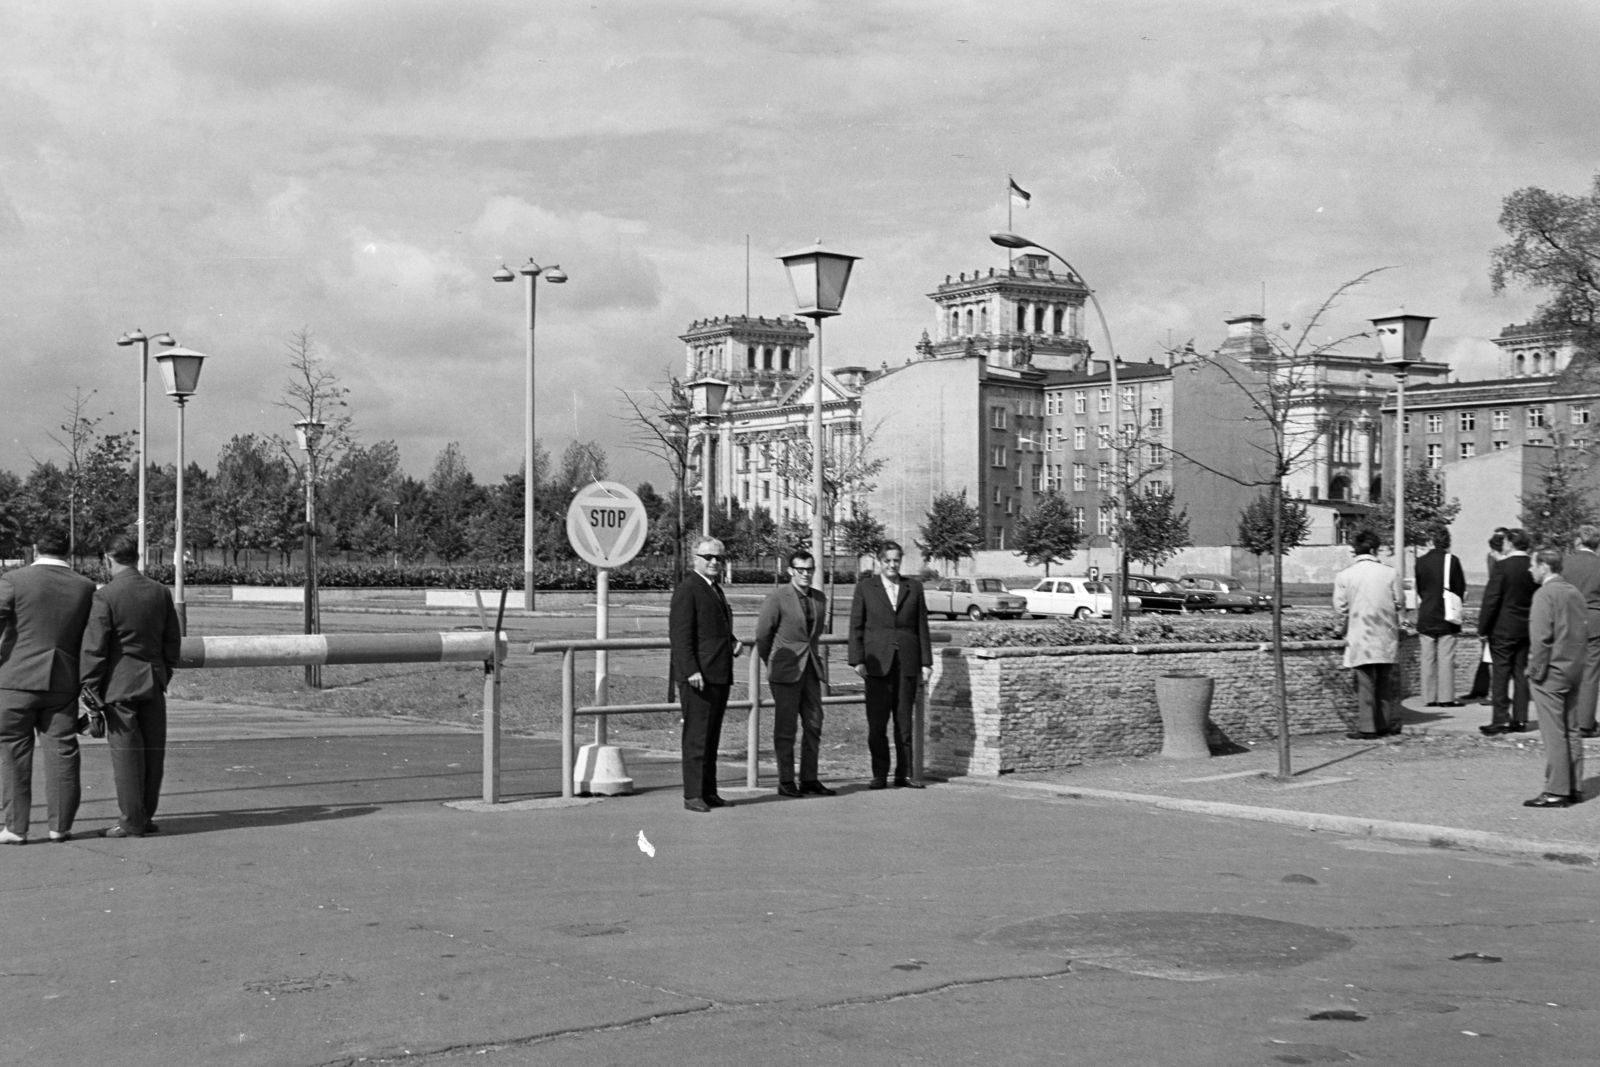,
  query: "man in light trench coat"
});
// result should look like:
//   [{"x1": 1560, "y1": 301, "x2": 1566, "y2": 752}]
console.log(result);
[{"x1": 1332, "y1": 529, "x2": 1401, "y2": 739}]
